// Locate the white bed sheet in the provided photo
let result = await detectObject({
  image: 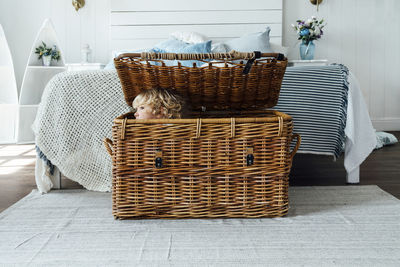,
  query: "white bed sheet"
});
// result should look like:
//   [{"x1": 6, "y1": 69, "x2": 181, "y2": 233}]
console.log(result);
[{"x1": 344, "y1": 72, "x2": 377, "y2": 183}]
